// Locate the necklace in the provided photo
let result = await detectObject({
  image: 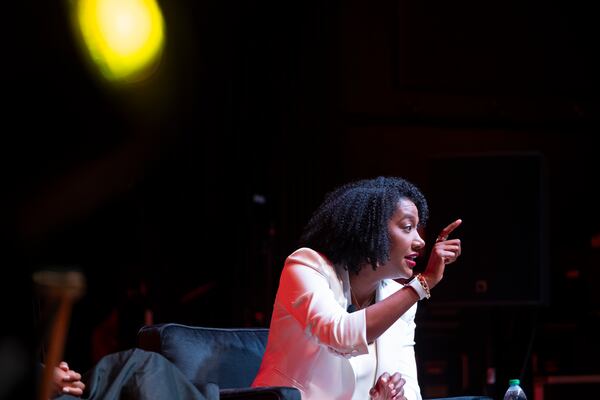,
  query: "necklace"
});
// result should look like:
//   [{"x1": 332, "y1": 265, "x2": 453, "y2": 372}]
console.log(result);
[{"x1": 351, "y1": 288, "x2": 376, "y2": 310}]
